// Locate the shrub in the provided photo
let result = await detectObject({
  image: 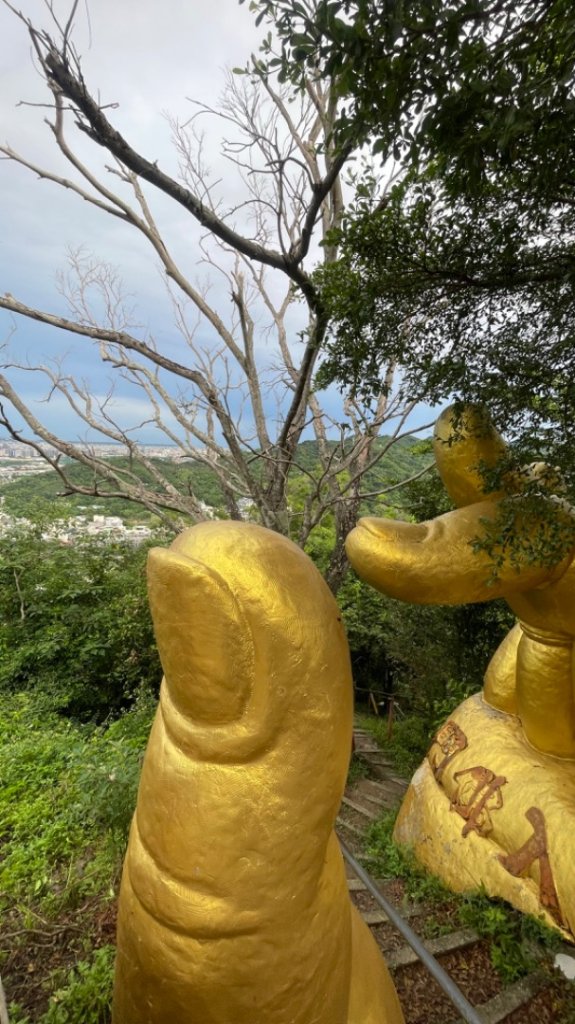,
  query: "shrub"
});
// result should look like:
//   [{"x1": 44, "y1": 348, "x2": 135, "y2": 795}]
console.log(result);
[
  {"x1": 0, "y1": 527, "x2": 161, "y2": 719},
  {"x1": 0, "y1": 692, "x2": 154, "y2": 913}
]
